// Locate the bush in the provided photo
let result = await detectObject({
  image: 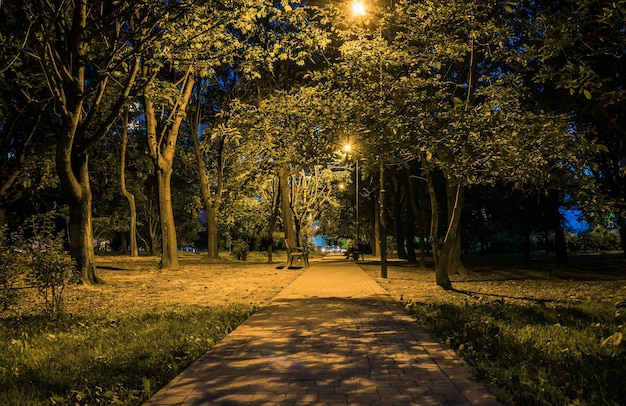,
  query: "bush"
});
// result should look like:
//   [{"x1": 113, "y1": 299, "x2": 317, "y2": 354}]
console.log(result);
[
  {"x1": 567, "y1": 230, "x2": 621, "y2": 252},
  {"x1": 0, "y1": 224, "x2": 25, "y2": 311},
  {"x1": 231, "y1": 239, "x2": 249, "y2": 261},
  {"x1": 23, "y1": 215, "x2": 78, "y2": 319}
]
